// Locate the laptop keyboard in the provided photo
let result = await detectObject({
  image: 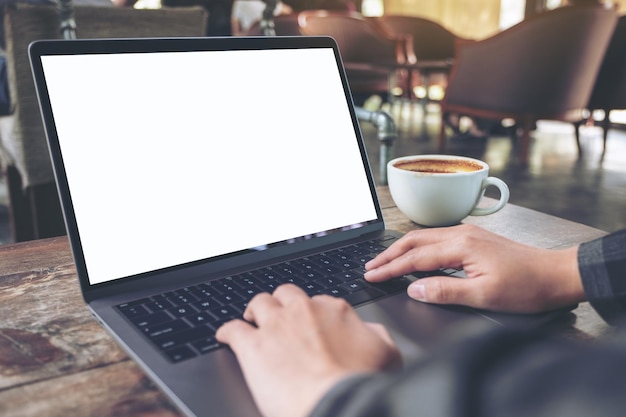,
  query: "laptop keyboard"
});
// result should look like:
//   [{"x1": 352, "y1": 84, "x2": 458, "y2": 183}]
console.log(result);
[{"x1": 116, "y1": 235, "x2": 441, "y2": 363}]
